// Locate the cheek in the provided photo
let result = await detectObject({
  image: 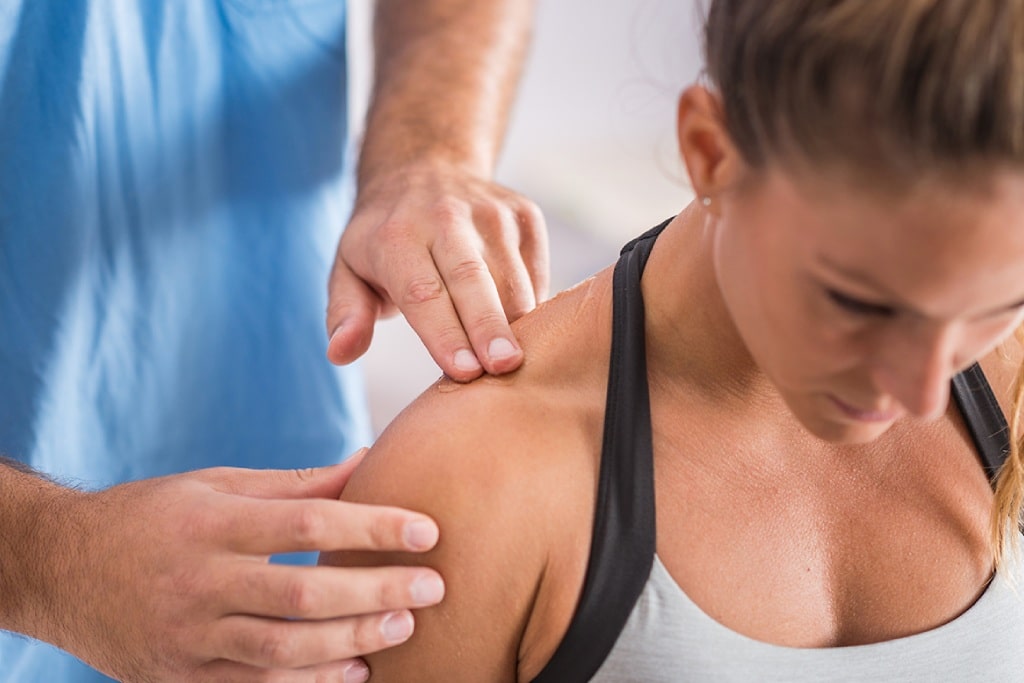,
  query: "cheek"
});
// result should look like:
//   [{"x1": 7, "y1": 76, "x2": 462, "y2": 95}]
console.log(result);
[{"x1": 713, "y1": 225, "x2": 839, "y2": 377}]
